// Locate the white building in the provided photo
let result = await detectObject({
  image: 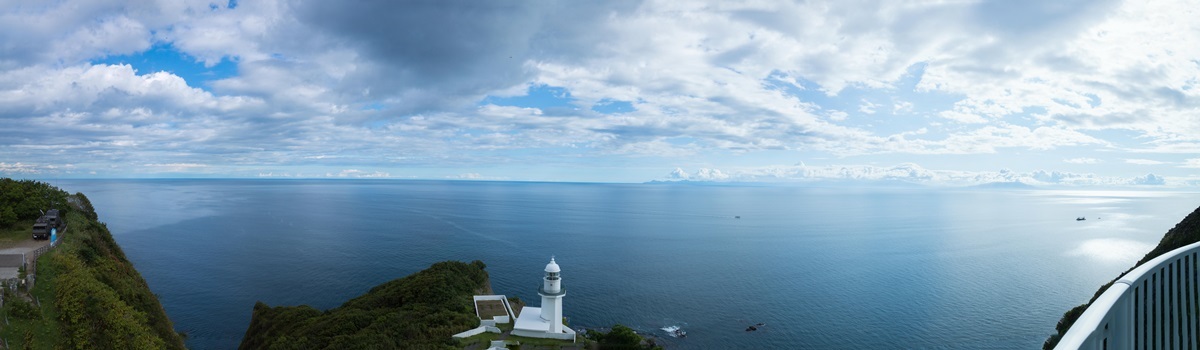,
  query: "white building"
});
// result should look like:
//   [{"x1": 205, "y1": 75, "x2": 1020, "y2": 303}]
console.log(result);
[{"x1": 511, "y1": 257, "x2": 576, "y2": 341}]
